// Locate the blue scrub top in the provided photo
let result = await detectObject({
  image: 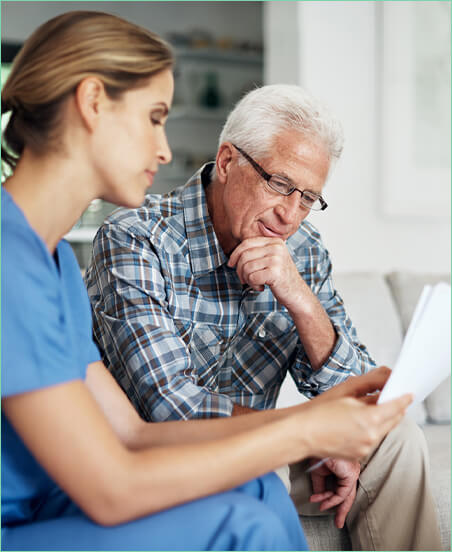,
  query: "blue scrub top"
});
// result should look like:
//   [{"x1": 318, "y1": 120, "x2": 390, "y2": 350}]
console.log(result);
[{"x1": 1, "y1": 188, "x2": 101, "y2": 526}]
